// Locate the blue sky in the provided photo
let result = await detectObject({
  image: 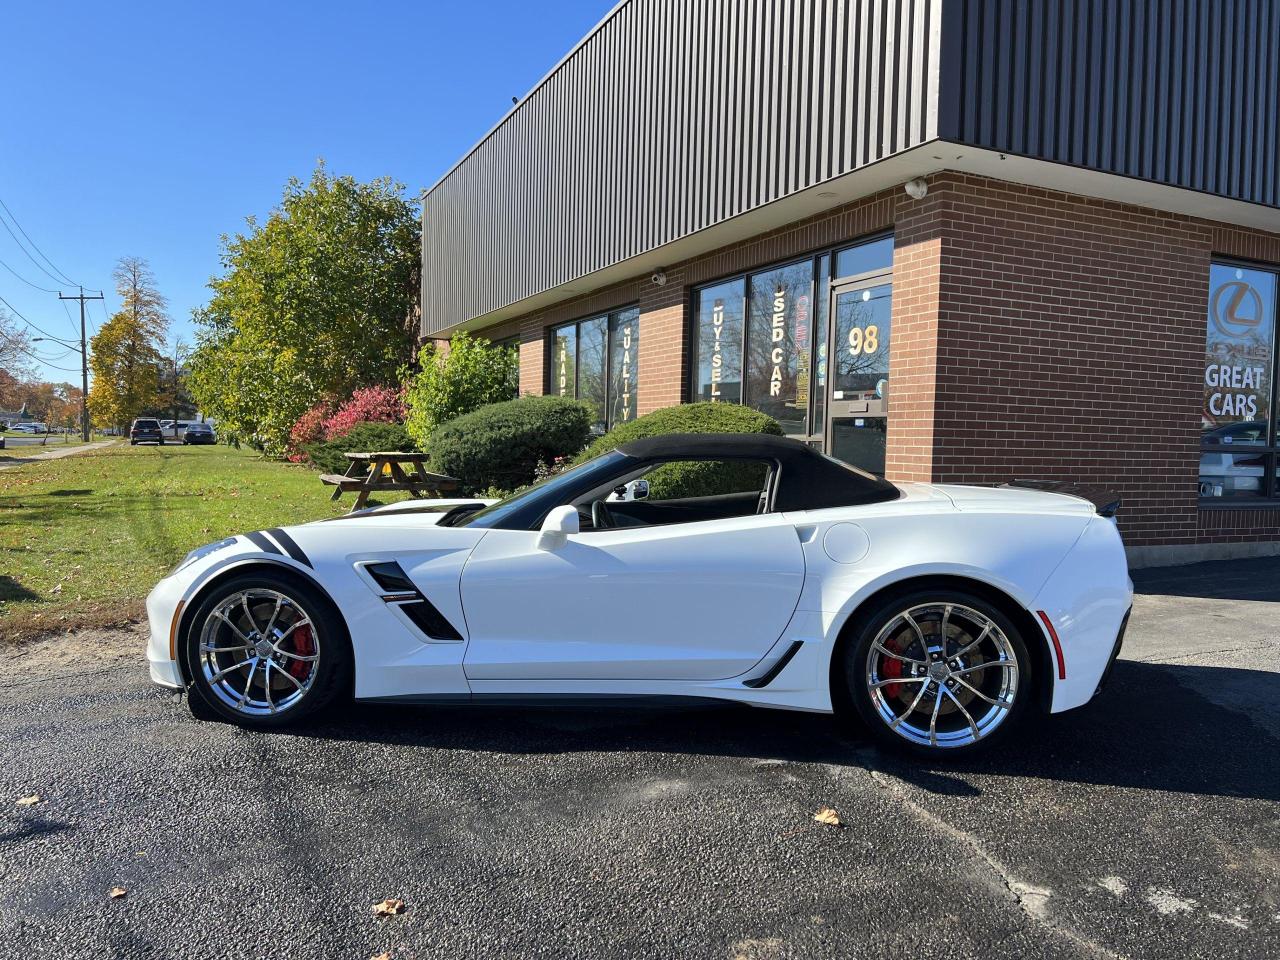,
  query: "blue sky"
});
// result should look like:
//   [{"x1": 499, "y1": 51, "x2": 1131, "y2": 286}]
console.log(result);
[{"x1": 1, "y1": 0, "x2": 610, "y2": 384}]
